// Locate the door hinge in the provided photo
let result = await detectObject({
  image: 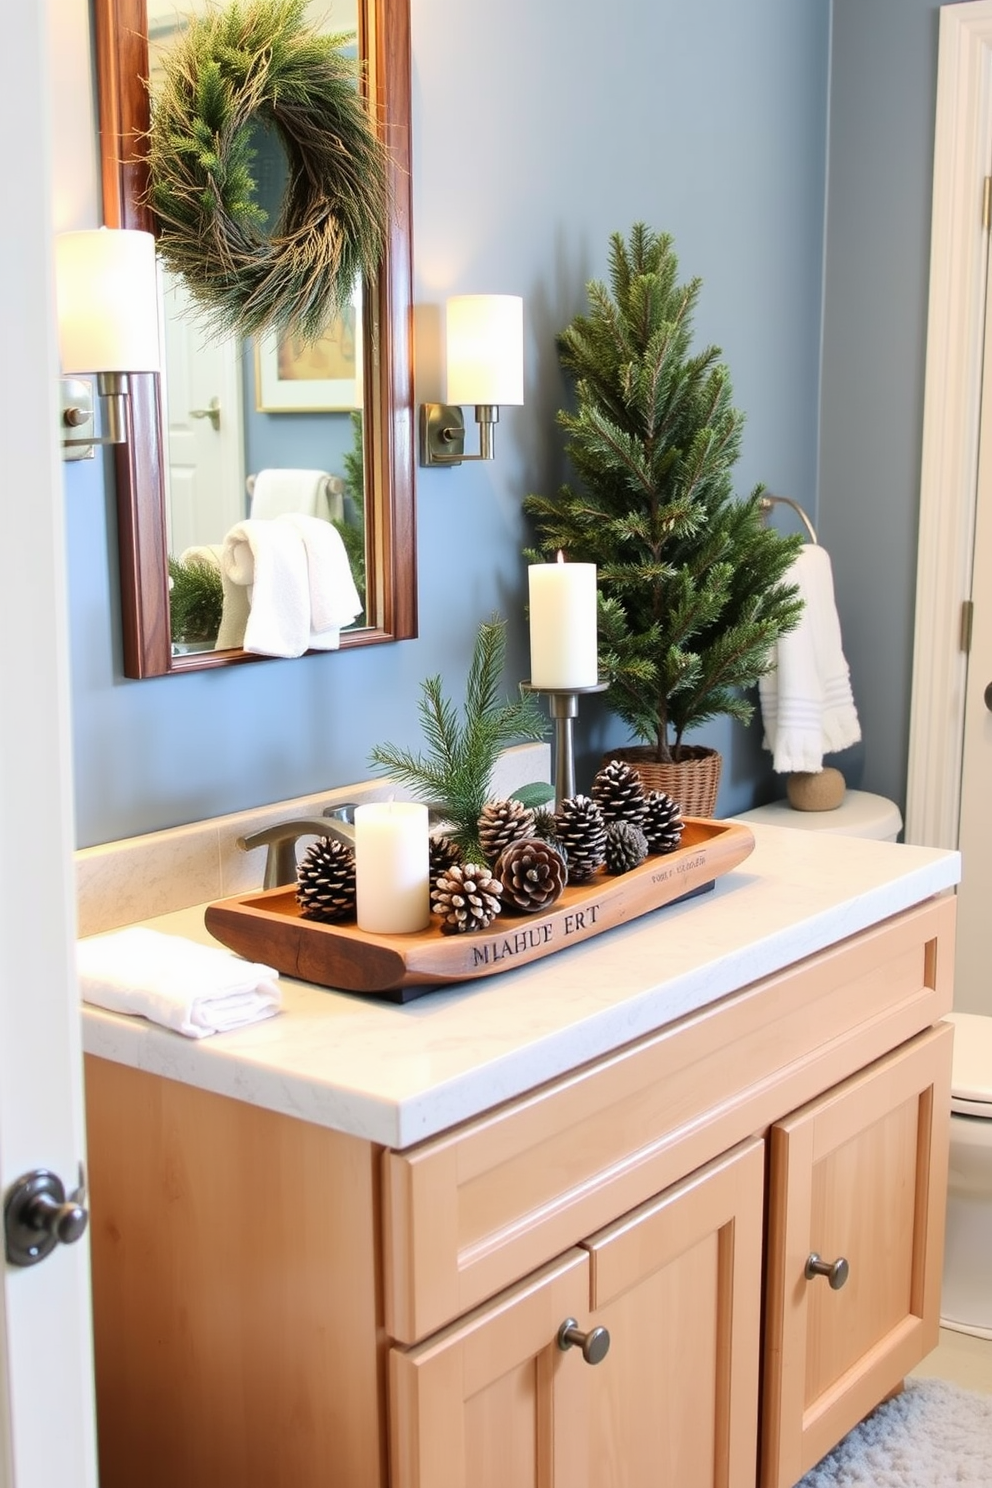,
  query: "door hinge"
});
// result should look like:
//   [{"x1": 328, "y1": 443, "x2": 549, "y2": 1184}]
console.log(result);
[
  {"x1": 961, "y1": 598, "x2": 975, "y2": 653},
  {"x1": 984, "y1": 177, "x2": 991, "y2": 231}
]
